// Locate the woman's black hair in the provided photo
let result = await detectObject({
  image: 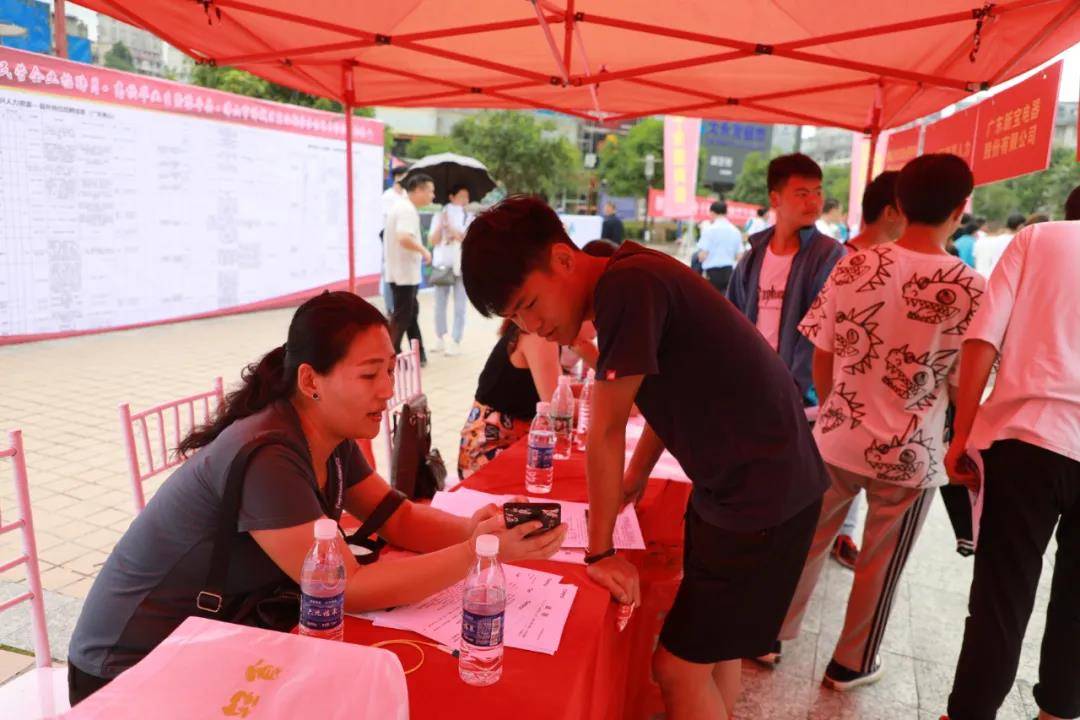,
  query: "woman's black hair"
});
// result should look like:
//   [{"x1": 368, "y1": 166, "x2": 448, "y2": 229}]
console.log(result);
[{"x1": 178, "y1": 292, "x2": 388, "y2": 456}]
